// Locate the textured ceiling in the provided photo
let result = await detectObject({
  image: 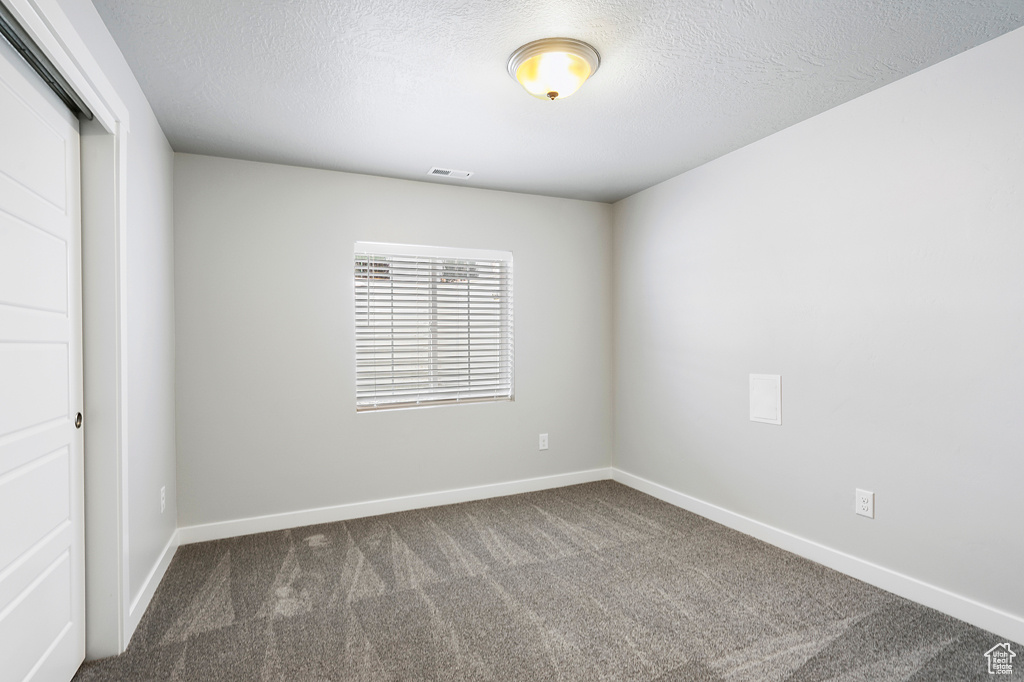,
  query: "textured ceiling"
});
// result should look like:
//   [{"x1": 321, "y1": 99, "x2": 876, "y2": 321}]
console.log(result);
[{"x1": 91, "y1": 0, "x2": 1024, "y2": 203}]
